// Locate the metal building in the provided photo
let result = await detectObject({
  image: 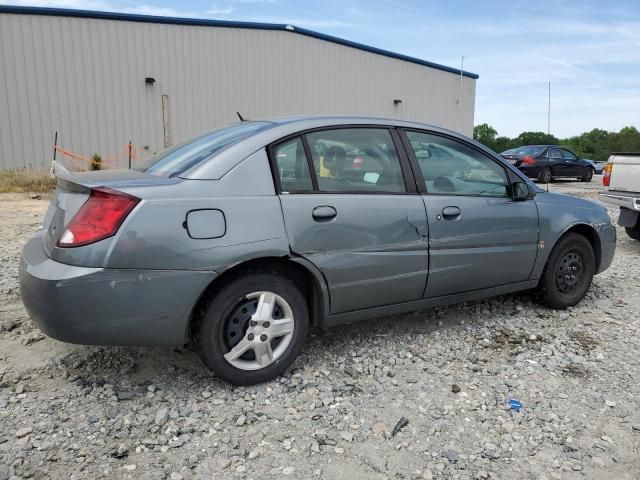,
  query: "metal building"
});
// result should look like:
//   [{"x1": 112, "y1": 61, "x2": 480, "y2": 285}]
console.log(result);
[{"x1": 0, "y1": 6, "x2": 478, "y2": 170}]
